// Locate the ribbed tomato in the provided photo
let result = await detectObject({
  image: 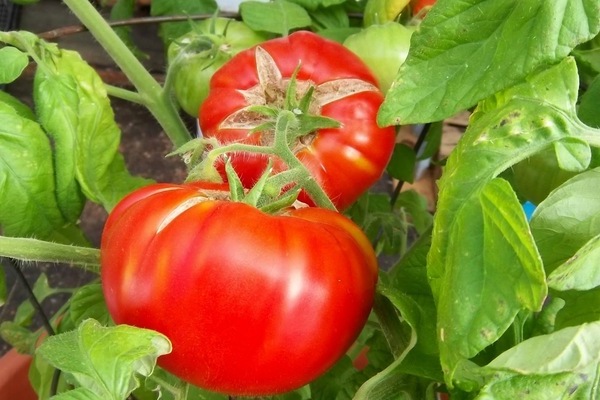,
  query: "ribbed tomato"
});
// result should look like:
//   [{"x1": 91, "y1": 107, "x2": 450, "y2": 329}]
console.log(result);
[
  {"x1": 100, "y1": 182, "x2": 378, "y2": 396},
  {"x1": 198, "y1": 31, "x2": 396, "y2": 210}
]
